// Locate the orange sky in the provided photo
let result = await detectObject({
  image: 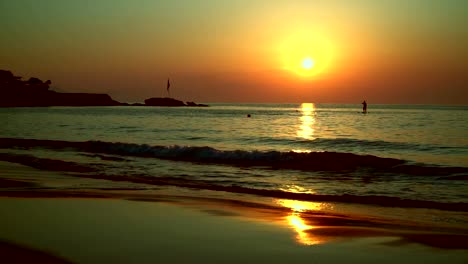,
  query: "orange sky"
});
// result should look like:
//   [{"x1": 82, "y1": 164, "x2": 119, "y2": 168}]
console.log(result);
[{"x1": 1, "y1": 0, "x2": 467, "y2": 104}]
